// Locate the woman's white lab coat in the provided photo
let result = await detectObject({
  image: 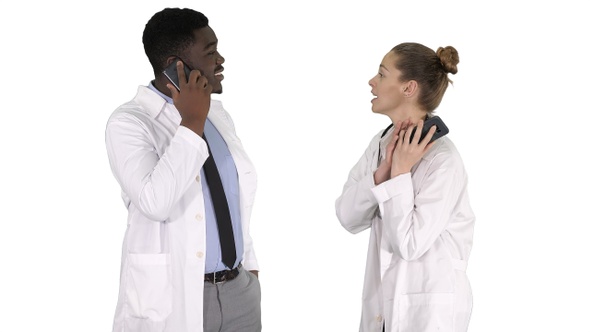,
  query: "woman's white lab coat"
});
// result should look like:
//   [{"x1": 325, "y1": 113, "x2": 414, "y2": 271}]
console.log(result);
[
  {"x1": 335, "y1": 127, "x2": 475, "y2": 332},
  {"x1": 105, "y1": 86, "x2": 258, "y2": 332}
]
